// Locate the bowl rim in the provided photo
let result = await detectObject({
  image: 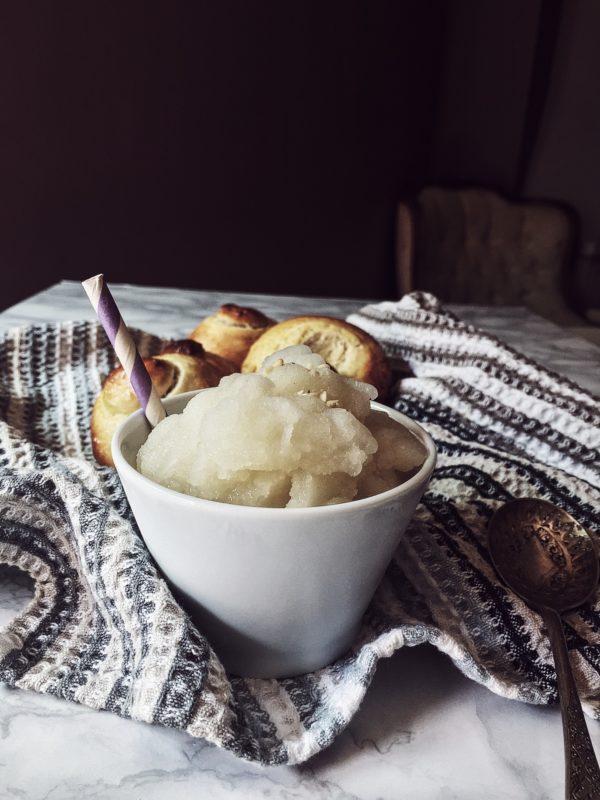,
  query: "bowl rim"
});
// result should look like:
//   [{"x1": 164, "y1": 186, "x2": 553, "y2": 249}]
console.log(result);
[{"x1": 112, "y1": 390, "x2": 437, "y2": 517}]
